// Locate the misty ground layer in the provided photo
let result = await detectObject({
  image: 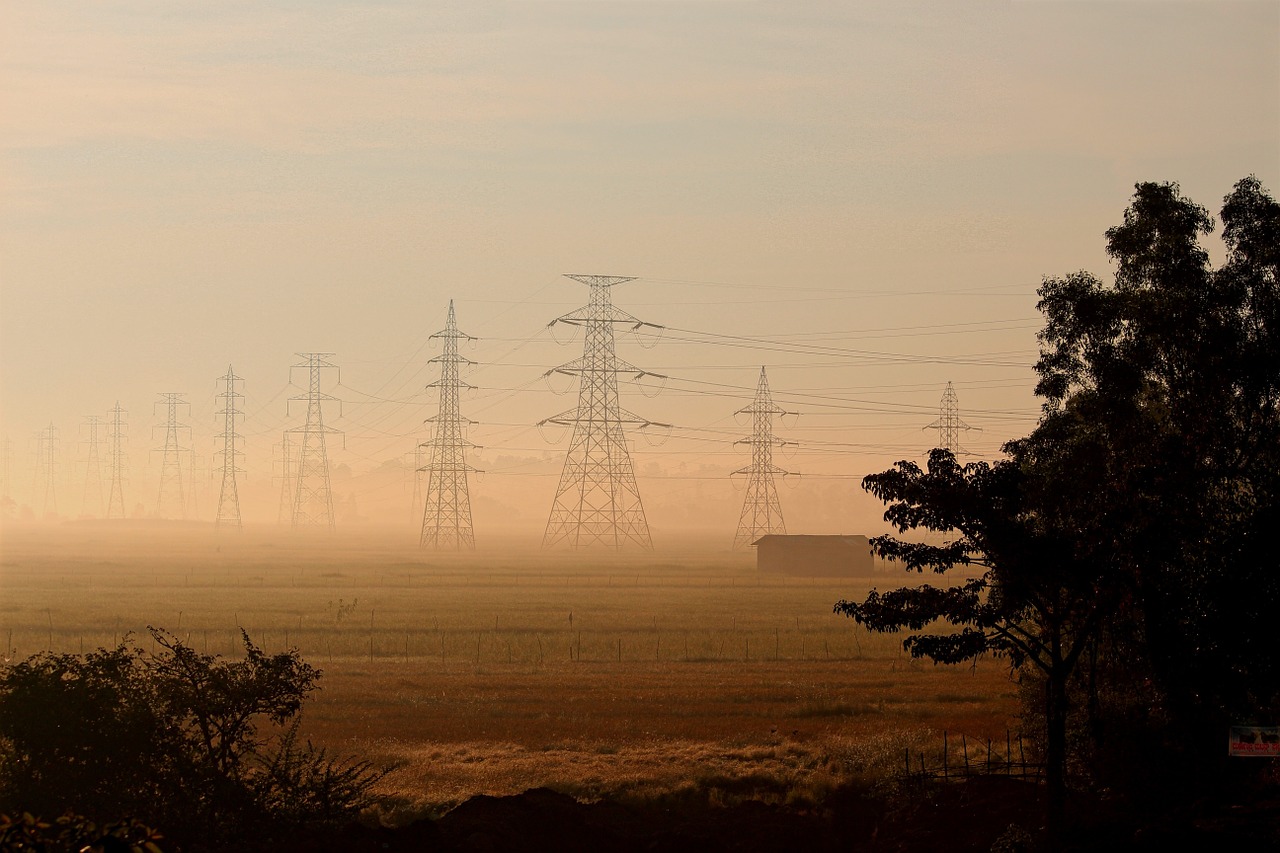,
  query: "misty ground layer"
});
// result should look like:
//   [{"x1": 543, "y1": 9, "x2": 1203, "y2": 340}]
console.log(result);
[{"x1": 0, "y1": 524, "x2": 1010, "y2": 819}]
